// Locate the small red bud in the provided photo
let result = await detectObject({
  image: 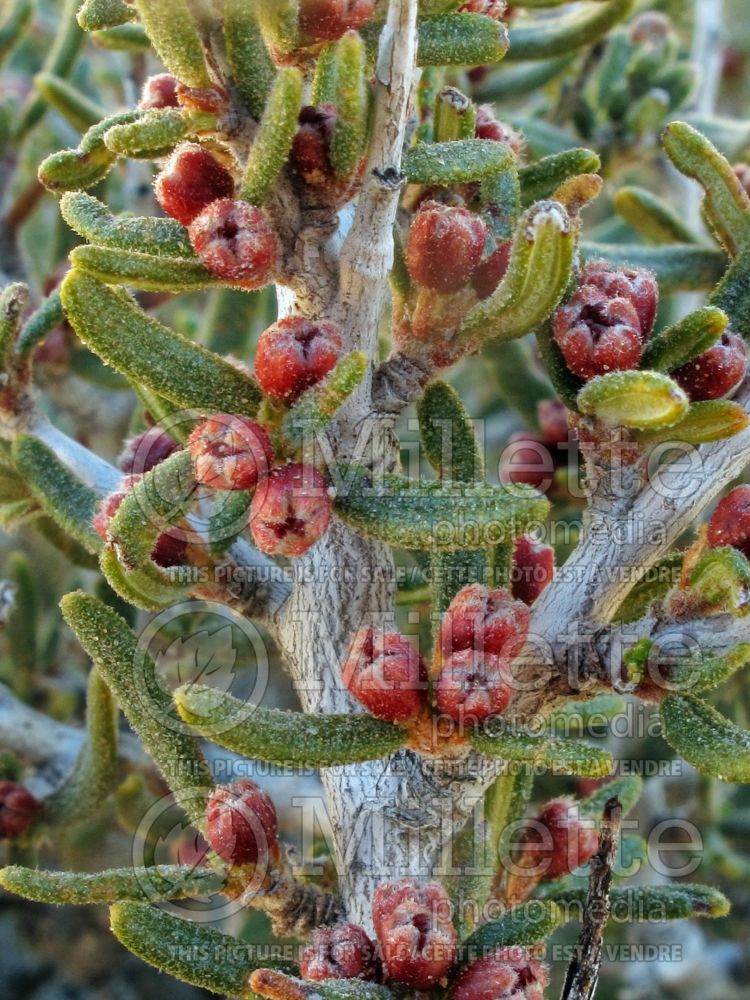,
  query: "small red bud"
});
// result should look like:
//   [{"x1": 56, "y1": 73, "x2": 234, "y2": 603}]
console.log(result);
[
  {"x1": 372, "y1": 879, "x2": 457, "y2": 990},
  {"x1": 439, "y1": 584, "x2": 529, "y2": 660},
  {"x1": 511, "y1": 535, "x2": 554, "y2": 605},
  {"x1": 206, "y1": 778, "x2": 278, "y2": 866},
  {"x1": 449, "y1": 947, "x2": 549, "y2": 1000},
  {"x1": 672, "y1": 332, "x2": 746, "y2": 401},
  {"x1": 291, "y1": 104, "x2": 338, "y2": 187},
  {"x1": 255, "y1": 316, "x2": 342, "y2": 404},
  {"x1": 189, "y1": 199, "x2": 279, "y2": 289},
  {"x1": 460, "y1": 0, "x2": 507, "y2": 18},
  {"x1": 0, "y1": 781, "x2": 40, "y2": 839},
  {"x1": 188, "y1": 415, "x2": 274, "y2": 491},
  {"x1": 580, "y1": 260, "x2": 658, "y2": 340},
  {"x1": 176, "y1": 82, "x2": 229, "y2": 114},
  {"x1": 154, "y1": 143, "x2": 235, "y2": 227},
  {"x1": 553, "y1": 284, "x2": 643, "y2": 381},
  {"x1": 707, "y1": 485, "x2": 750, "y2": 559},
  {"x1": 249, "y1": 463, "x2": 332, "y2": 557},
  {"x1": 537, "y1": 398, "x2": 571, "y2": 445},
  {"x1": 118, "y1": 426, "x2": 180, "y2": 476},
  {"x1": 517, "y1": 798, "x2": 599, "y2": 880},
  {"x1": 435, "y1": 648, "x2": 513, "y2": 723},
  {"x1": 471, "y1": 240, "x2": 512, "y2": 299},
  {"x1": 298, "y1": 0, "x2": 376, "y2": 42},
  {"x1": 139, "y1": 73, "x2": 179, "y2": 110},
  {"x1": 500, "y1": 431, "x2": 555, "y2": 491},
  {"x1": 474, "y1": 106, "x2": 522, "y2": 154},
  {"x1": 93, "y1": 477, "x2": 188, "y2": 569},
  {"x1": 342, "y1": 628, "x2": 428, "y2": 723},
  {"x1": 300, "y1": 924, "x2": 378, "y2": 982},
  {"x1": 406, "y1": 201, "x2": 487, "y2": 294}
]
